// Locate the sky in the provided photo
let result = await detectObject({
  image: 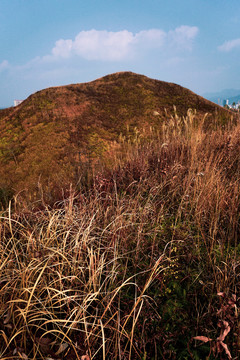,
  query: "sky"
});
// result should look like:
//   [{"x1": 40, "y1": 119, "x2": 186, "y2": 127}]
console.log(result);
[{"x1": 1, "y1": 0, "x2": 240, "y2": 107}]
